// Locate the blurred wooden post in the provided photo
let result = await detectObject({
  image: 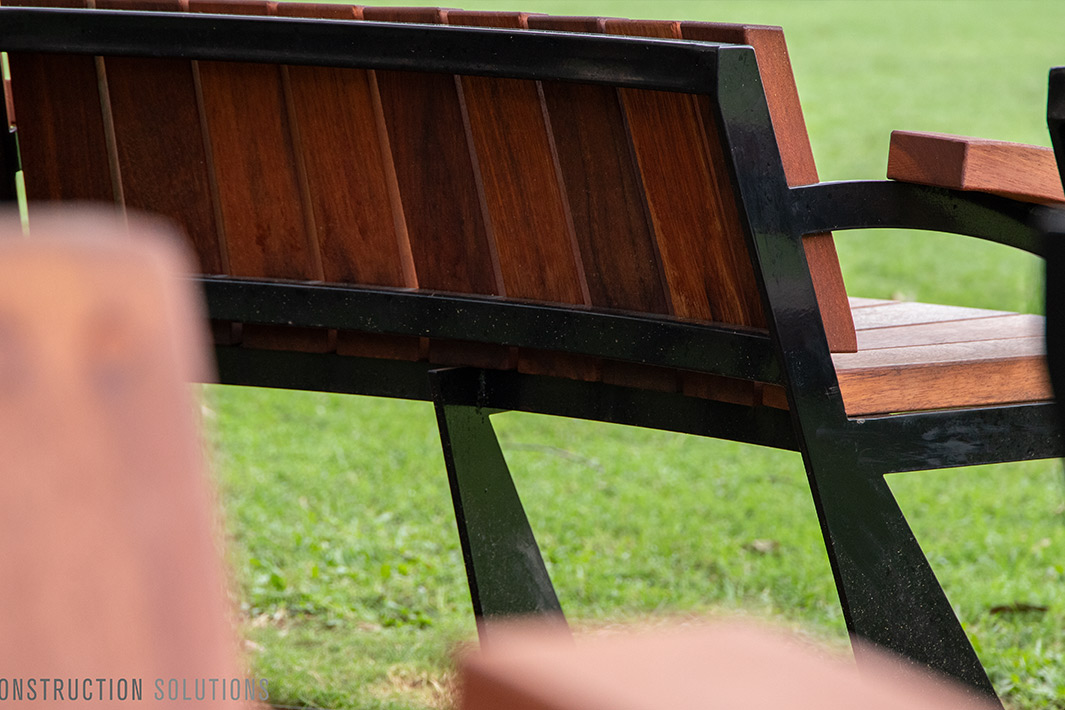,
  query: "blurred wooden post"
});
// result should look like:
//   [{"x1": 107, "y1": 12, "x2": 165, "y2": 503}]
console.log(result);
[
  {"x1": 0, "y1": 210, "x2": 255, "y2": 708},
  {"x1": 458, "y1": 620, "x2": 1000, "y2": 710}
]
